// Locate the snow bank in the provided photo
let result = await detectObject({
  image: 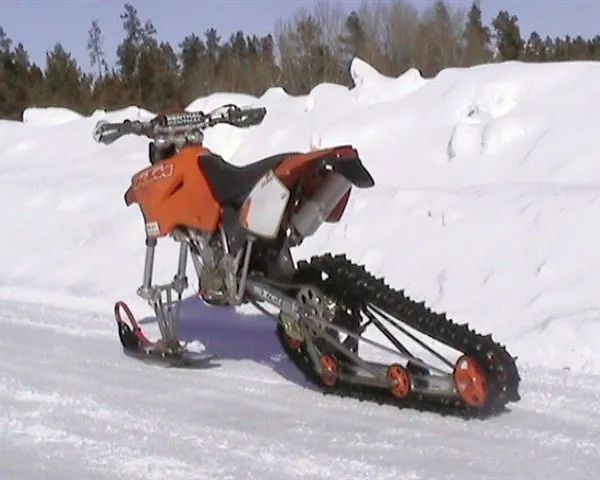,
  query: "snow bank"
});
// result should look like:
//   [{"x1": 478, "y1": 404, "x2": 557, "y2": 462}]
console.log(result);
[
  {"x1": 22, "y1": 106, "x2": 84, "y2": 125},
  {"x1": 2, "y1": 59, "x2": 600, "y2": 374}
]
